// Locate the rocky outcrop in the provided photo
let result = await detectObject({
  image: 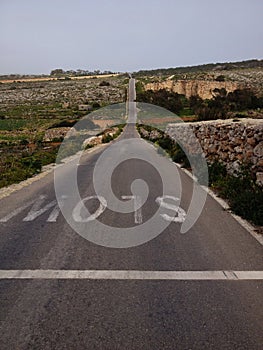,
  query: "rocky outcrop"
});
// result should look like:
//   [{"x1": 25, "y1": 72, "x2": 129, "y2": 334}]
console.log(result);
[
  {"x1": 145, "y1": 80, "x2": 245, "y2": 99},
  {"x1": 138, "y1": 127, "x2": 162, "y2": 140},
  {"x1": 82, "y1": 127, "x2": 119, "y2": 149},
  {"x1": 43, "y1": 127, "x2": 75, "y2": 142},
  {"x1": 166, "y1": 119, "x2": 263, "y2": 184},
  {"x1": 82, "y1": 135, "x2": 103, "y2": 148}
]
